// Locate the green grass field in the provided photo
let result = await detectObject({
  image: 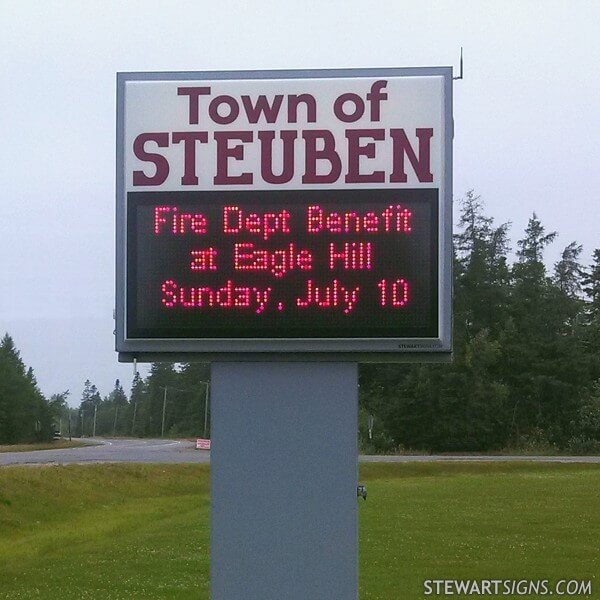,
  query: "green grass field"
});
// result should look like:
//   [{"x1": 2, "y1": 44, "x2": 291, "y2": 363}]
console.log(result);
[
  {"x1": 0, "y1": 463, "x2": 598, "y2": 599},
  {"x1": 0, "y1": 440, "x2": 92, "y2": 453}
]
